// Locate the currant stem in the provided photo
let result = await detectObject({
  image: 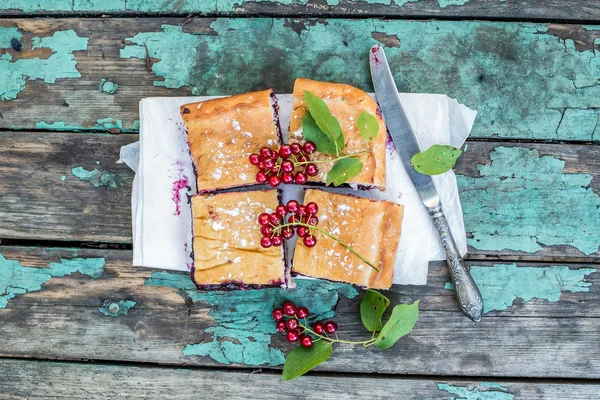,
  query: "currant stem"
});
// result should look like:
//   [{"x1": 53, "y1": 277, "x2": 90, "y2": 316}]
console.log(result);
[
  {"x1": 293, "y1": 151, "x2": 370, "y2": 167},
  {"x1": 274, "y1": 222, "x2": 381, "y2": 273},
  {"x1": 300, "y1": 323, "x2": 377, "y2": 346}
]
